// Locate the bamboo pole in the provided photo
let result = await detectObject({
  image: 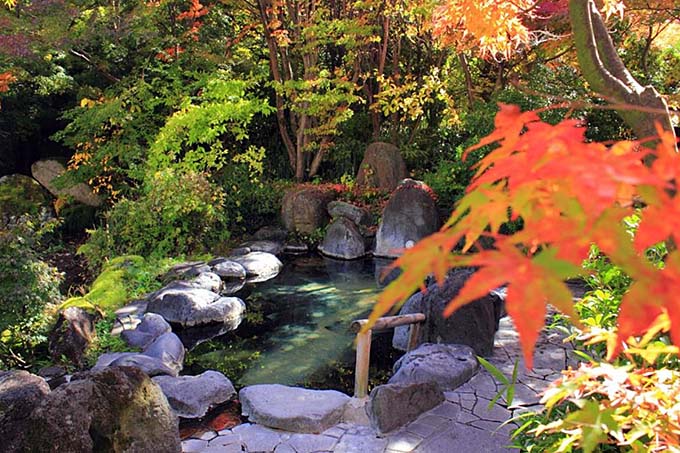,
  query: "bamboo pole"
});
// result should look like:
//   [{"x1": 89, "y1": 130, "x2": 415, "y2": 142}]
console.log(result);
[
  {"x1": 354, "y1": 329, "x2": 372, "y2": 398},
  {"x1": 350, "y1": 313, "x2": 425, "y2": 333},
  {"x1": 352, "y1": 312, "x2": 426, "y2": 397}
]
